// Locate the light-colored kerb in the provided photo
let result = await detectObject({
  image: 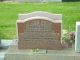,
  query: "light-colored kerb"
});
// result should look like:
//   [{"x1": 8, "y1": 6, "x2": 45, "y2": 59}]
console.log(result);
[{"x1": 17, "y1": 16, "x2": 62, "y2": 23}]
